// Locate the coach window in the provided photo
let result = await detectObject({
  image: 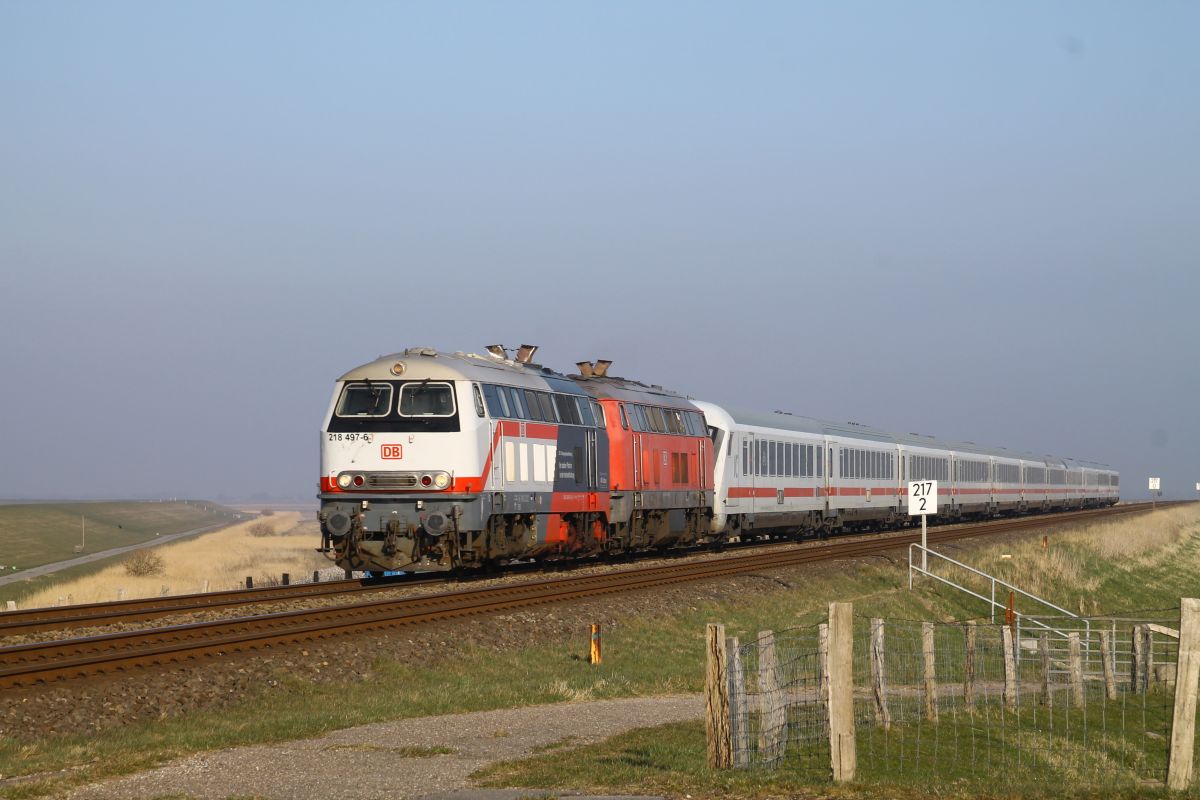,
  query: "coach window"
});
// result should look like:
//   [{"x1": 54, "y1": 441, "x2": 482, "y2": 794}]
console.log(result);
[
  {"x1": 482, "y1": 385, "x2": 504, "y2": 417},
  {"x1": 537, "y1": 393, "x2": 558, "y2": 422},
  {"x1": 505, "y1": 389, "x2": 525, "y2": 420},
  {"x1": 399, "y1": 382, "x2": 455, "y2": 417},
  {"x1": 337, "y1": 383, "x2": 393, "y2": 417},
  {"x1": 582, "y1": 398, "x2": 601, "y2": 427},
  {"x1": 472, "y1": 385, "x2": 485, "y2": 417},
  {"x1": 618, "y1": 404, "x2": 628, "y2": 430},
  {"x1": 522, "y1": 390, "x2": 543, "y2": 421},
  {"x1": 554, "y1": 394, "x2": 581, "y2": 425}
]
